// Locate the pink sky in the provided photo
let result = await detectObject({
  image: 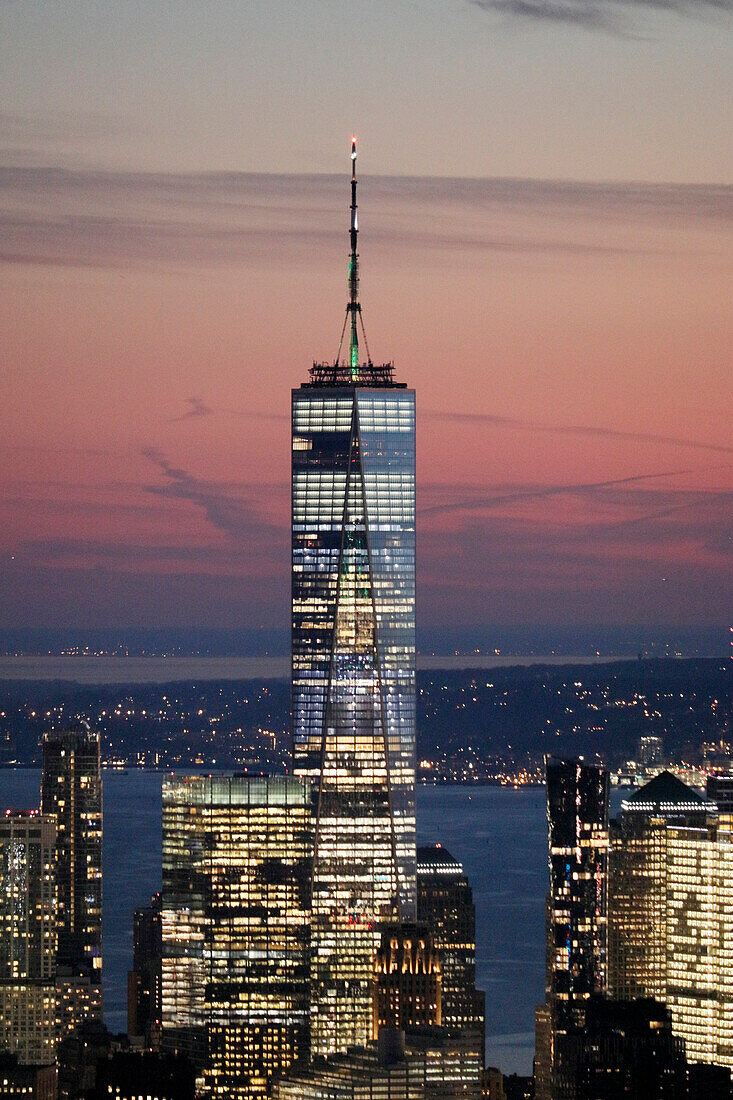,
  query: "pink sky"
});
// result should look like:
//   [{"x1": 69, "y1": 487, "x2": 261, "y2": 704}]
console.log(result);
[{"x1": 1, "y1": 168, "x2": 730, "y2": 637}]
